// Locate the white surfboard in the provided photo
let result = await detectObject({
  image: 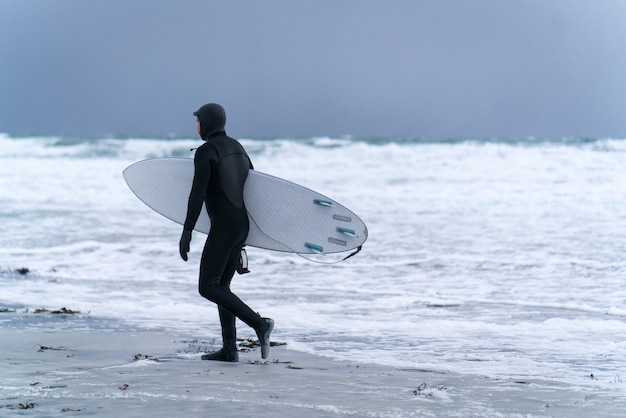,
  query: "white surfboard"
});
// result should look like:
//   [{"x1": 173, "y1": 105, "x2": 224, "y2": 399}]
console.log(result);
[{"x1": 123, "y1": 158, "x2": 367, "y2": 255}]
